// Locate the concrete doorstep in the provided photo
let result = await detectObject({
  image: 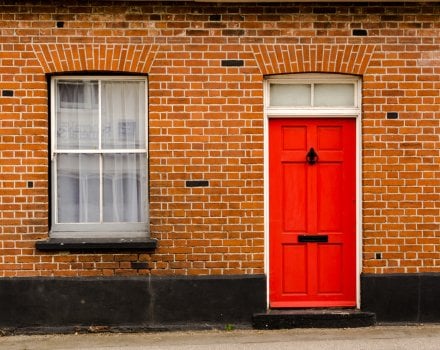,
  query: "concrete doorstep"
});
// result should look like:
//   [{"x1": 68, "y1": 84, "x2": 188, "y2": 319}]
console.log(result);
[
  {"x1": 252, "y1": 309, "x2": 376, "y2": 329},
  {"x1": 1, "y1": 325, "x2": 440, "y2": 350}
]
